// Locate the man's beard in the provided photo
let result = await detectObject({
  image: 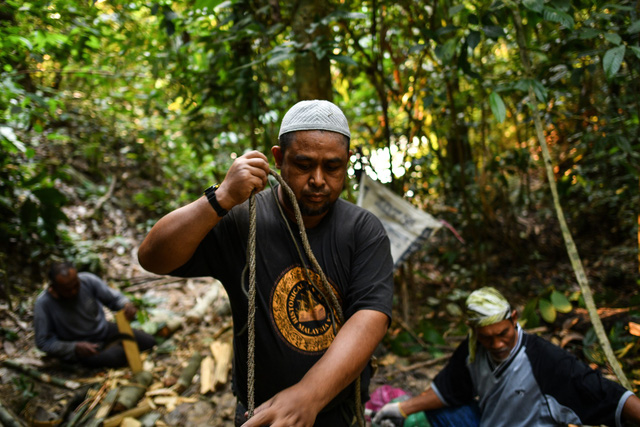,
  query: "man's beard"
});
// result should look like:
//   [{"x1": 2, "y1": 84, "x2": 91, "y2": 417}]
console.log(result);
[
  {"x1": 283, "y1": 194, "x2": 333, "y2": 217},
  {"x1": 298, "y1": 199, "x2": 332, "y2": 217}
]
